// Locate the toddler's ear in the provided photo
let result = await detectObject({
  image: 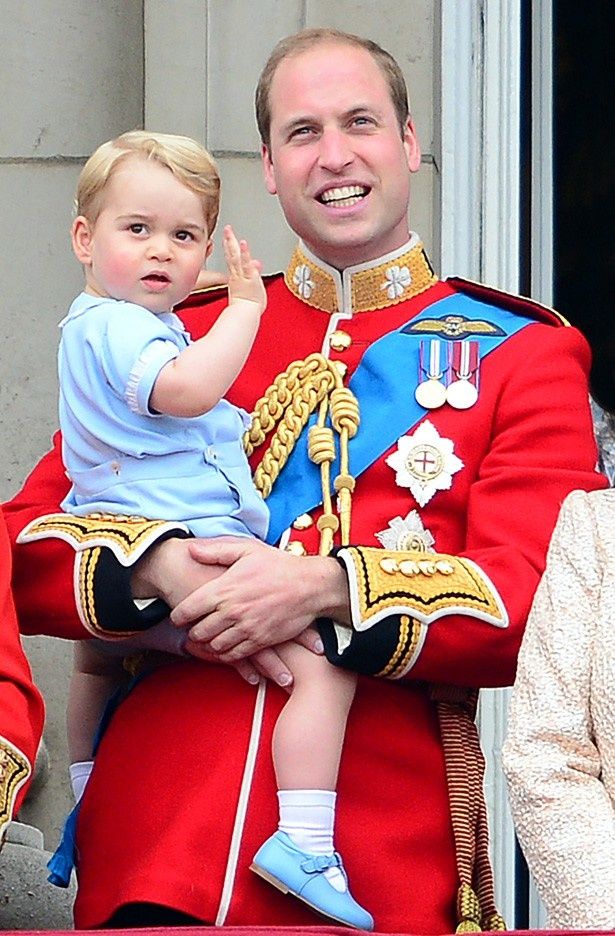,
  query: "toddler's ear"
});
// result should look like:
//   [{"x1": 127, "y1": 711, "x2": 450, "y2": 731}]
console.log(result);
[
  {"x1": 71, "y1": 216, "x2": 94, "y2": 265},
  {"x1": 205, "y1": 238, "x2": 214, "y2": 260}
]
